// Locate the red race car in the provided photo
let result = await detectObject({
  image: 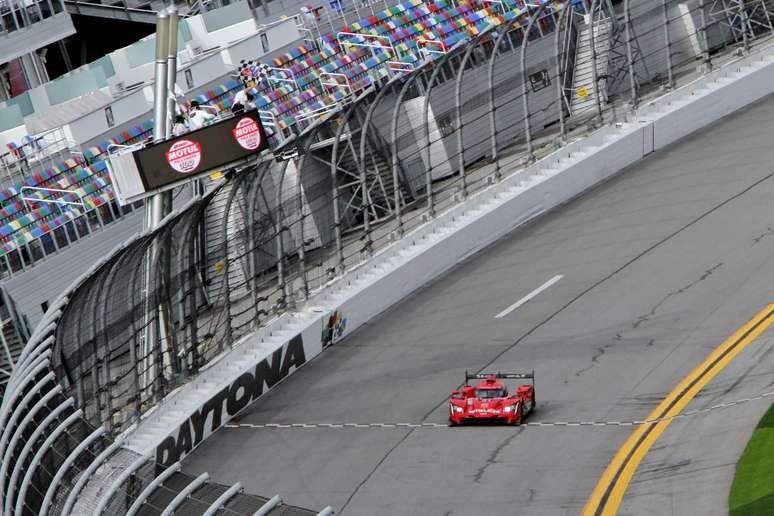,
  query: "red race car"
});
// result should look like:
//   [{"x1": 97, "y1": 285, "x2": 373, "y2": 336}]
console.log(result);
[{"x1": 448, "y1": 371, "x2": 536, "y2": 426}]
